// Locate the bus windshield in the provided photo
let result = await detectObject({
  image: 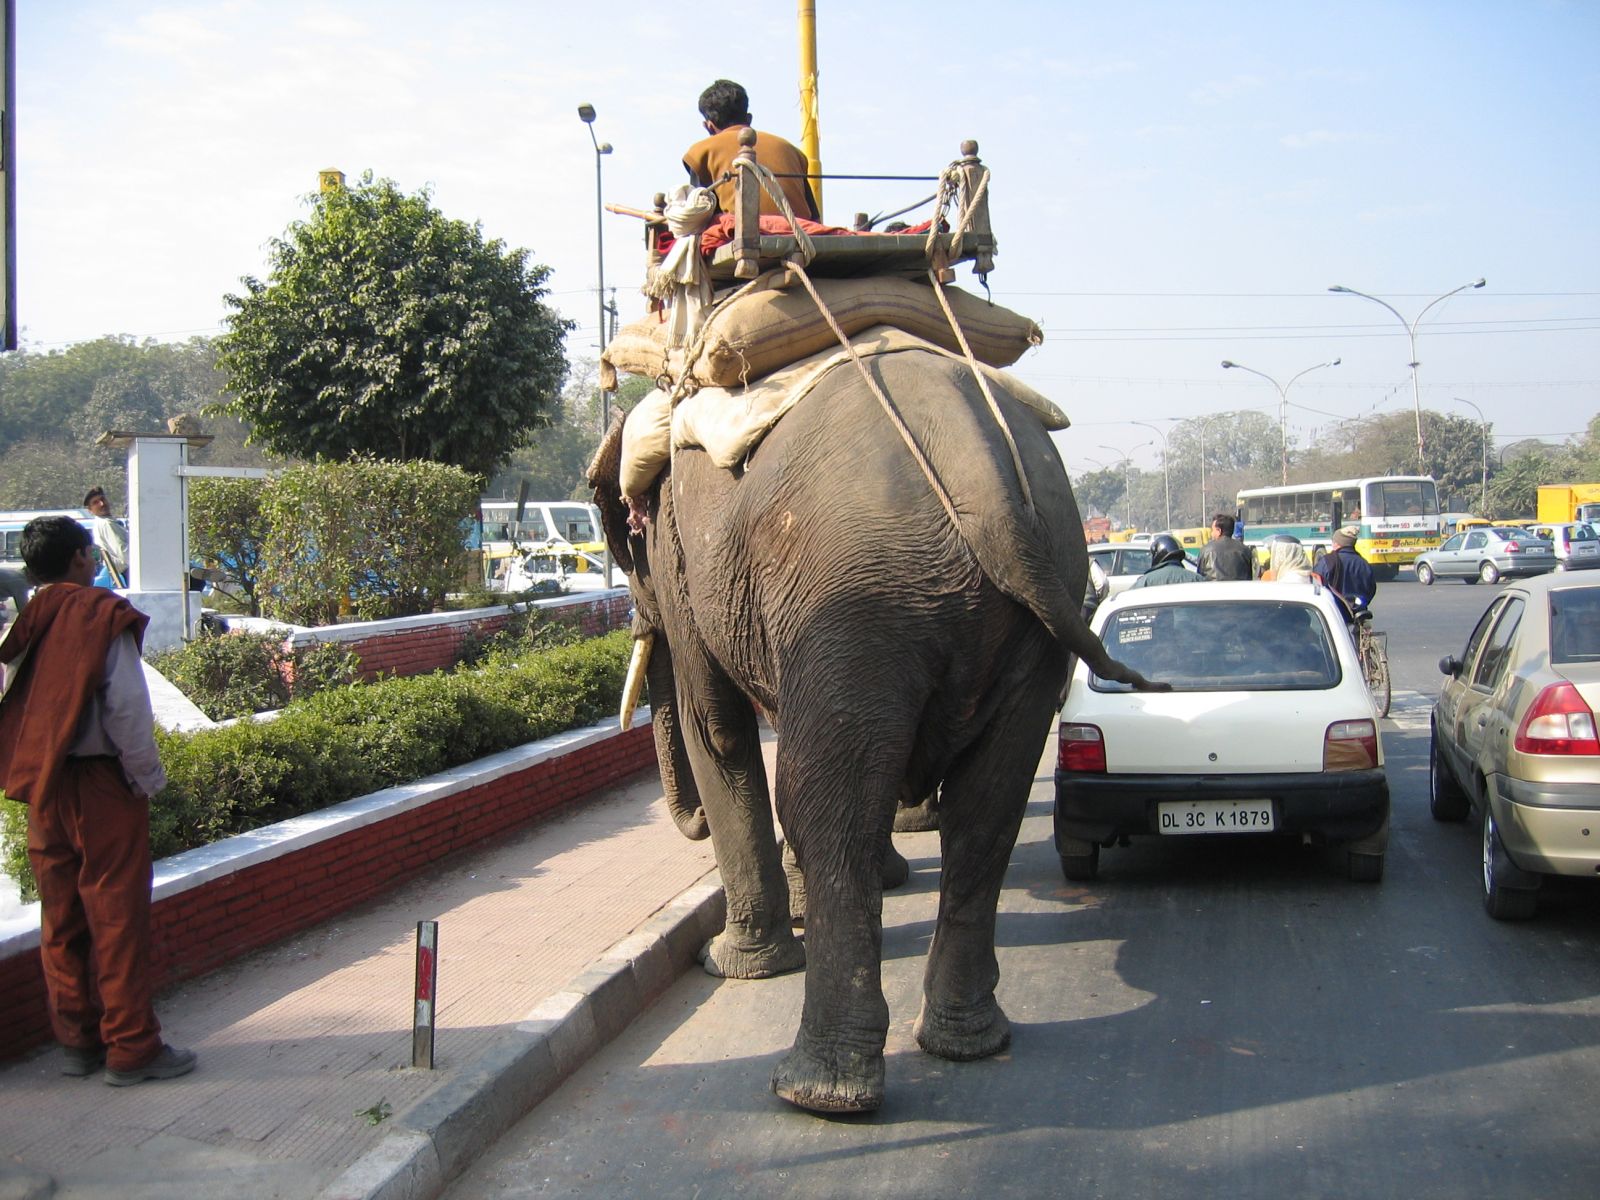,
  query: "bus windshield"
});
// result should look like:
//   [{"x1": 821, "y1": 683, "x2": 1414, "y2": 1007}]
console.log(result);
[{"x1": 1366, "y1": 479, "x2": 1438, "y2": 519}]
